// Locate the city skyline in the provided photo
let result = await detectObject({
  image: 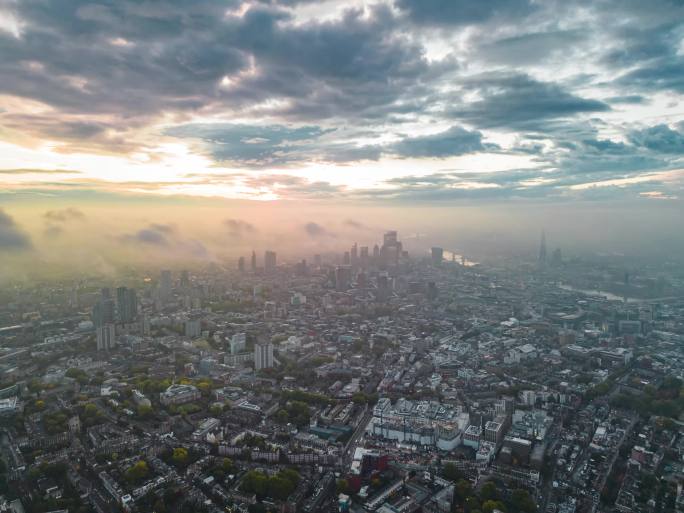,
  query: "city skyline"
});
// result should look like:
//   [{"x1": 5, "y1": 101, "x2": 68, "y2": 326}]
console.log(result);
[
  {"x1": 2, "y1": 1, "x2": 684, "y2": 279},
  {"x1": 1, "y1": 4, "x2": 683, "y2": 512}
]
